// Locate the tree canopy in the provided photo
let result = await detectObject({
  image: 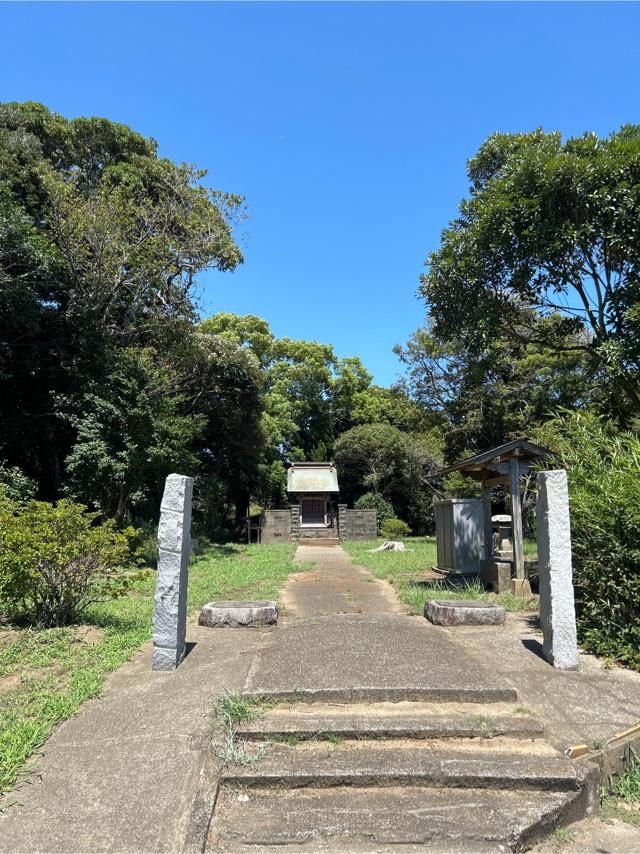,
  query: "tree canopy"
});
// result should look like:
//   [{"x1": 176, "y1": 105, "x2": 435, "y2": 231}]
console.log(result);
[{"x1": 419, "y1": 127, "x2": 640, "y2": 422}]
